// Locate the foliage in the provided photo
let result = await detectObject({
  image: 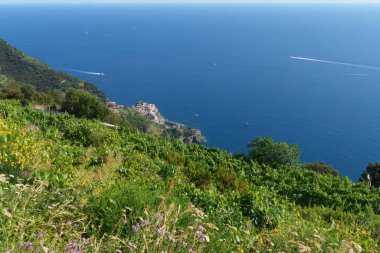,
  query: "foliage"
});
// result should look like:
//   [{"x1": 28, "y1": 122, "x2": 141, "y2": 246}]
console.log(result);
[
  {"x1": 248, "y1": 136, "x2": 301, "y2": 167},
  {"x1": 360, "y1": 162, "x2": 380, "y2": 188},
  {"x1": 0, "y1": 100, "x2": 379, "y2": 252},
  {"x1": 0, "y1": 116, "x2": 32, "y2": 174},
  {"x1": 304, "y1": 161, "x2": 340, "y2": 176},
  {"x1": 62, "y1": 88, "x2": 109, "y2": 120},
  {"x1": 0, "y1": 38, "x2": 105, "y2": 99}
]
